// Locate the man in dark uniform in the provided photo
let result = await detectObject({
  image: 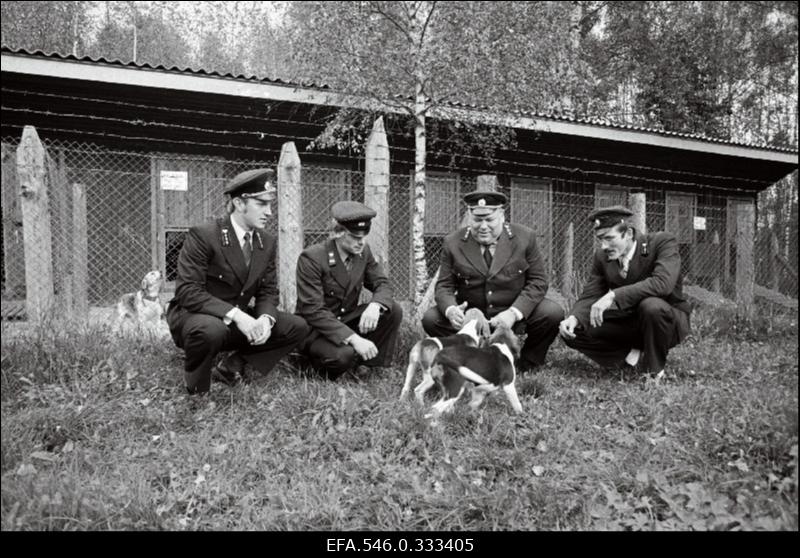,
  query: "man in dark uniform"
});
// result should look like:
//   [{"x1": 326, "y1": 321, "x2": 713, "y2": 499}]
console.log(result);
[
  {"x1": 421, "y1": 191, "x2": 564, "y2": 372},
  {"x1": 558, "y1": 206, "x2": 692, "y2": 376},
  {"x1": 167, "y1": 168, "x2": 310, "y2": 395},
  {"x1": 295, "y1": 201, "x2": 403, "y2": 379}
]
